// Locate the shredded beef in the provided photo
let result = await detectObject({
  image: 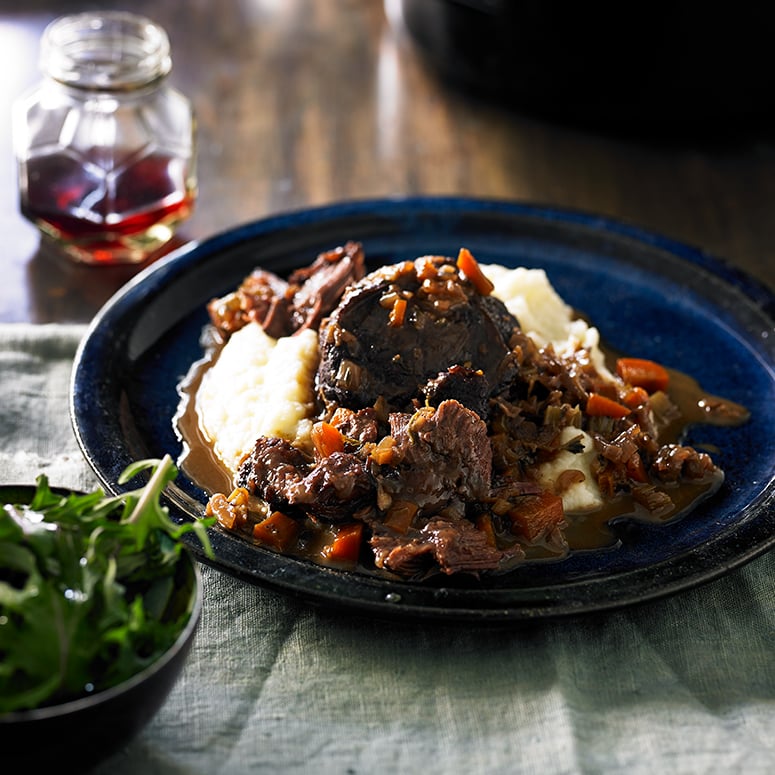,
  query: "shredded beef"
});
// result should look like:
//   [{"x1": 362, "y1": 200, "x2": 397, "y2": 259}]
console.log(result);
[
  {"x1": 236, "y1": 437, "x2": 308, "y2": 506},
  {"x1": 651, "y1": 444, "x2": 719, "y2": 482},
  {"x1": 382, "y1": 400, "x2": 492, "y2": 511},
  {"x1": 371, "y1": 516, "x2": 517, "y2": 577},
  {"x1": 287, "y1": 242, "x2": 367, "y2": 333},
  {"x1": 207, "y1": 268, "x2": 293, "y2": 339},
  {"x1": 291, "y1": 452, "x2": 375, "y2": 521},
  {"x1": 208, "y1": 241, "x2": 365, "y2": 339},
  {"x1": 237, "y1": 436, "x2": 374, "y2": 522}
]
